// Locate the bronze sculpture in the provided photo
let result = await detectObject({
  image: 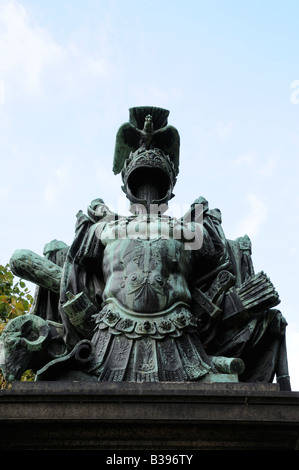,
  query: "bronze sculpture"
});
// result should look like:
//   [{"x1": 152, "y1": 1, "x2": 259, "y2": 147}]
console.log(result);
[{"x1": 0, "y1": 107, "x2": 291, "y2": 390}]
